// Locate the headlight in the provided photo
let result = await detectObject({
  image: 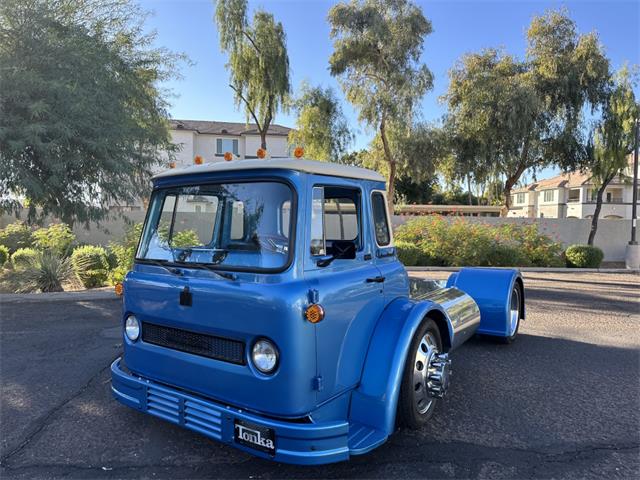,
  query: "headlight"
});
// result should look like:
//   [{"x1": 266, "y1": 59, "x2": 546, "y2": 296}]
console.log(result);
[
  {"x1": 125, "y1": 315, "x2": 140, "y2": 342},
  {"x1": 251, "y1": 339, "x2": 279, "y2": 374}
]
